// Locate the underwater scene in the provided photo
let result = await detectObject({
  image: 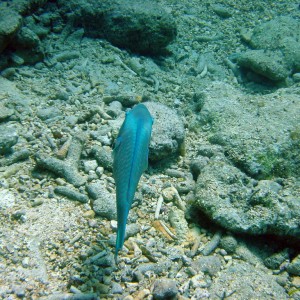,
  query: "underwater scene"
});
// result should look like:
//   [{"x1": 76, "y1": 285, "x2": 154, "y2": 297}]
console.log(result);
[{"x1": 0, "y1": 0, "x2": 300, "y2": 299}]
